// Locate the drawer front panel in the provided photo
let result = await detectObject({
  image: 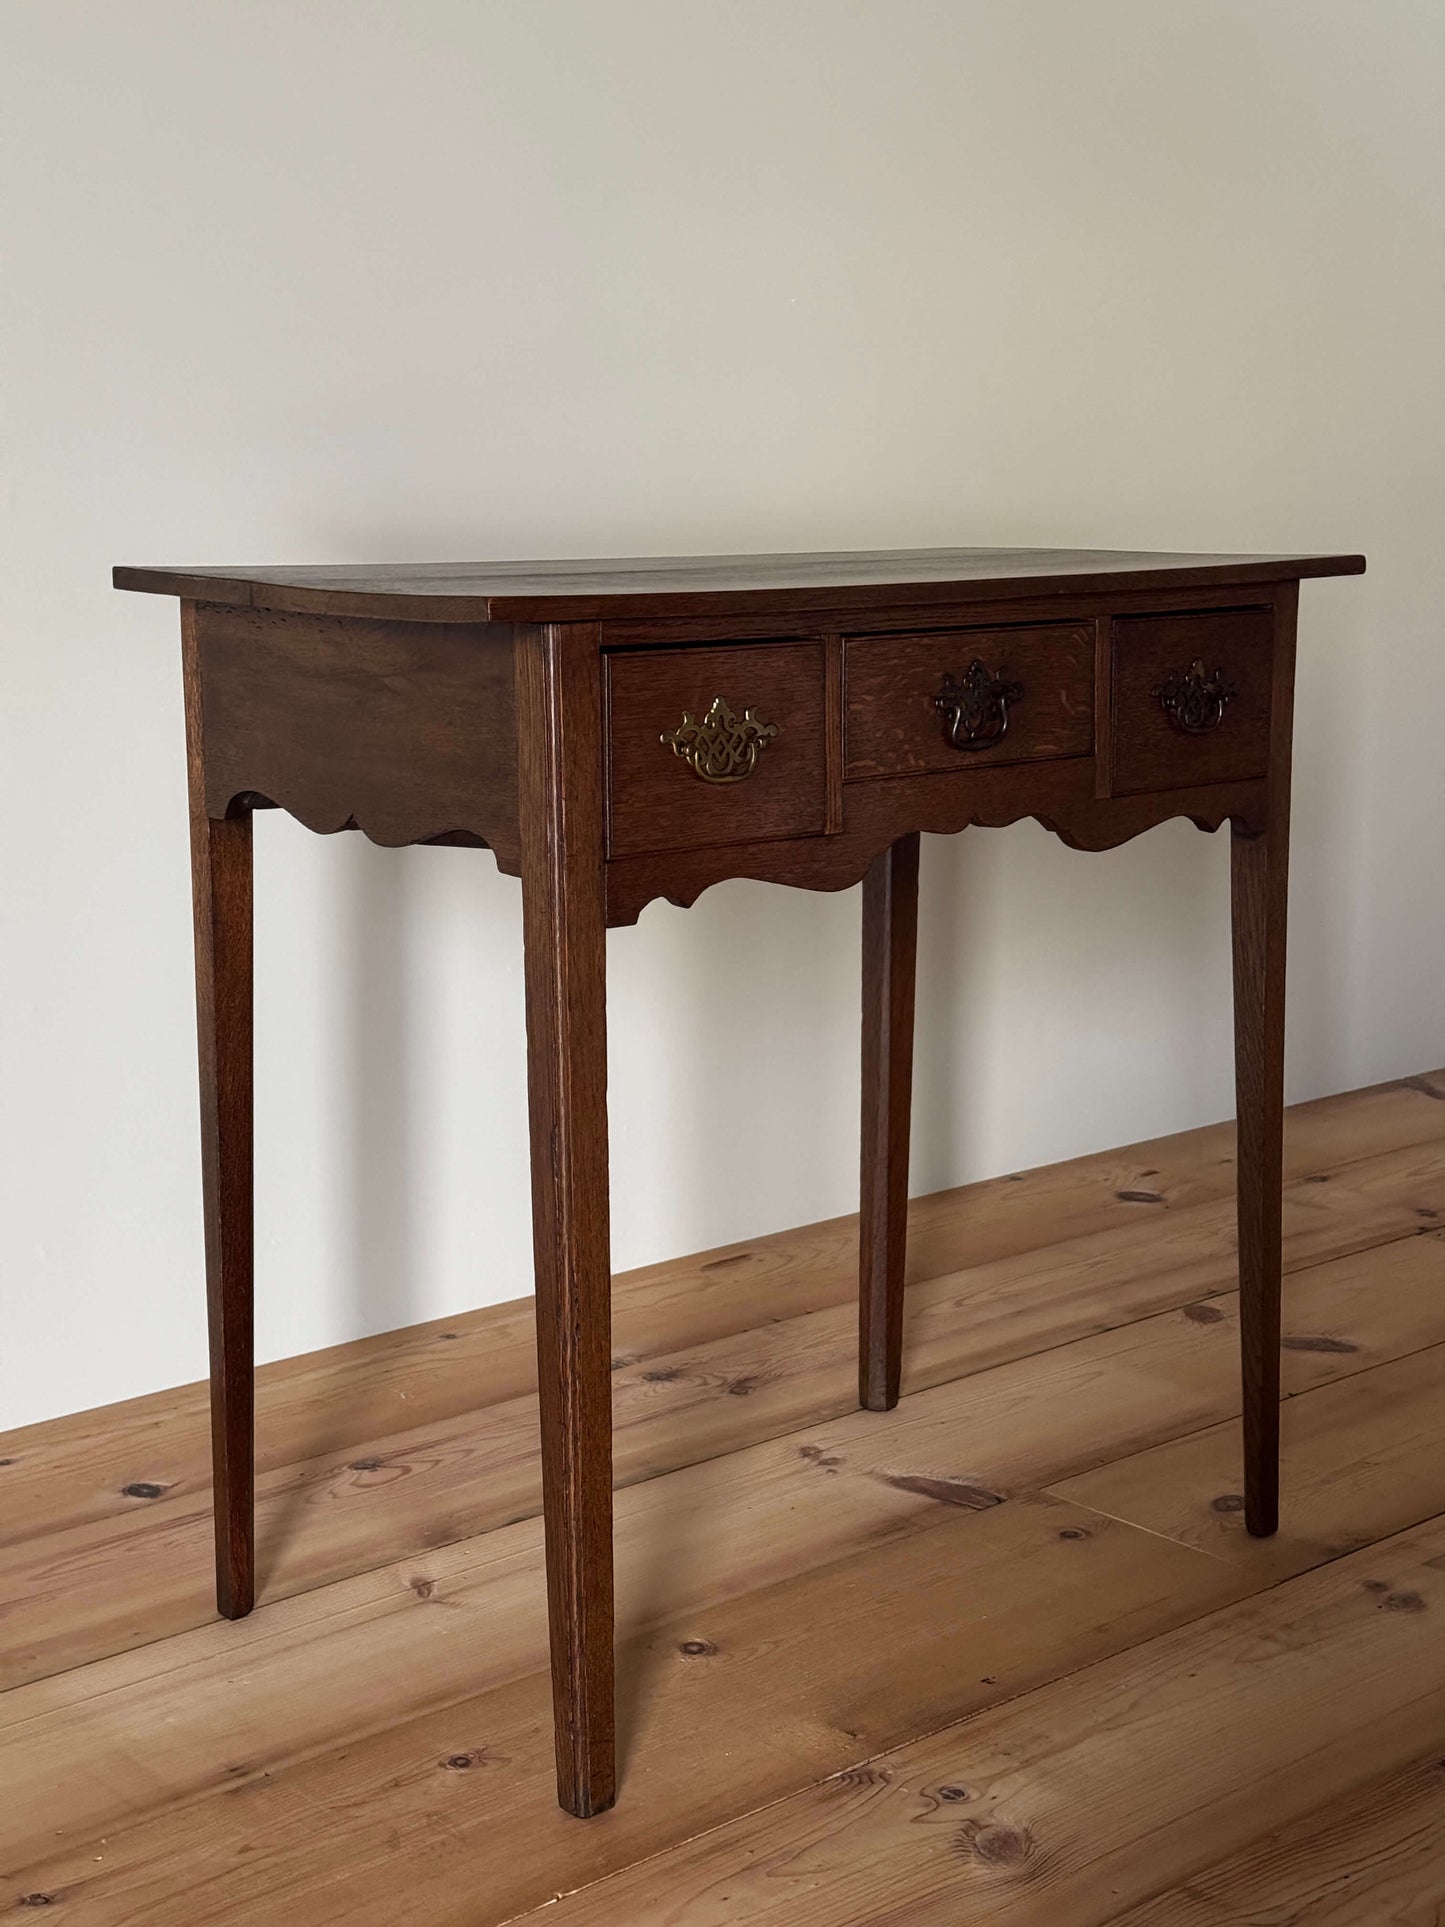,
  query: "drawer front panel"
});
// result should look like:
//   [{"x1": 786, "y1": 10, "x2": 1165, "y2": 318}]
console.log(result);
[
  {"x1": 1111, "y1": 607, "x2": 1273, "y2": 795},
  {"x1": 844, "y1": 622, "x2": 1094, "y2": 779},
  {"x1": 606, "y1": 640, "x2": 826, "y2": 857}
]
